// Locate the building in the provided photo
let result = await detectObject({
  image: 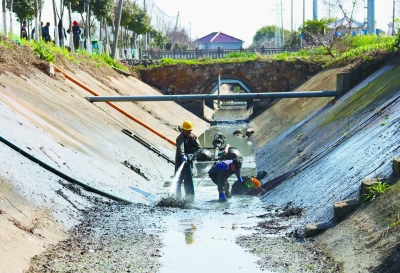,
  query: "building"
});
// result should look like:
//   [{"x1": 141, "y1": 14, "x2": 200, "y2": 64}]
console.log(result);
[
  {"x1": 195, "y1": 32, "x2": 244, "y2": 50},
  {"x1": 326, "y1": 18, "x2": 365, "y2": 36}
]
